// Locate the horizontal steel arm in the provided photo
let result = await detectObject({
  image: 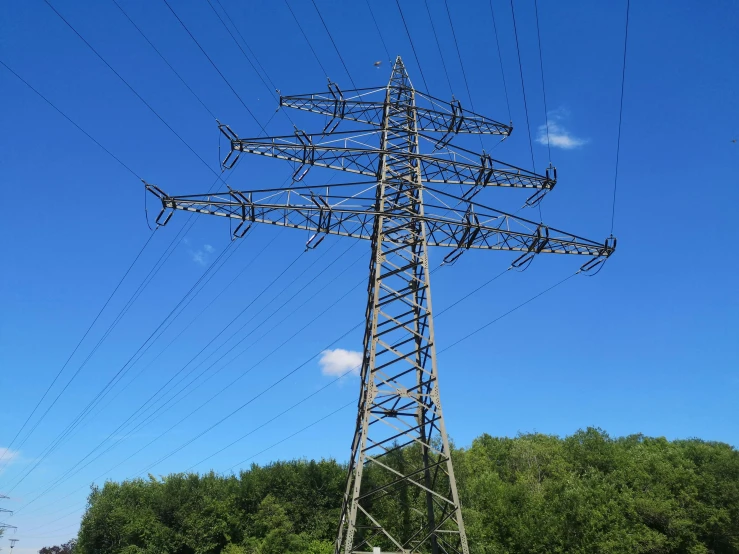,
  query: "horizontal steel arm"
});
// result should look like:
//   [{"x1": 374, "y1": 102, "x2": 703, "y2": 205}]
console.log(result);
[
  {"x1": 146, "y1": 183, "x2": 614, "y2": 267},
  {"x1": 219, "y1": 126, "x2": 555, "y2": 193},
  {"x1": 281, "y1": 86, "x2": 512, "y2": 136}
]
